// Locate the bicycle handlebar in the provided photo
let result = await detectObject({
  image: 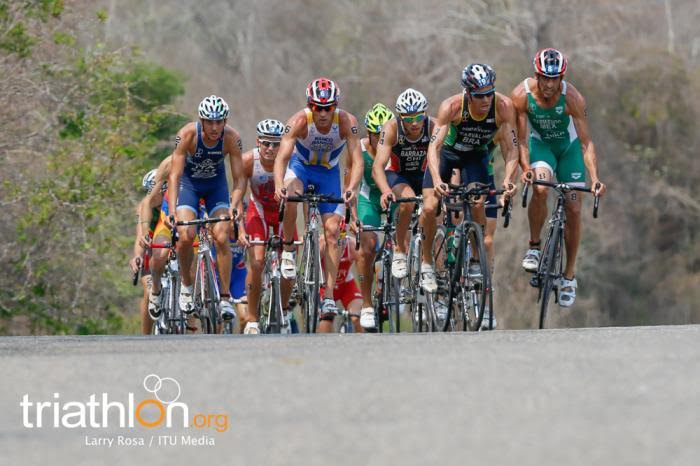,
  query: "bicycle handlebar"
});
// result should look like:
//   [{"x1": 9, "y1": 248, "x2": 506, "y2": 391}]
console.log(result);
[
  {"x1": 522, "y1": 180, "x2": 601, "y2": 218},
  {"x1": 175, "y1": 215, "x2": 232, "y2": 227}
]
